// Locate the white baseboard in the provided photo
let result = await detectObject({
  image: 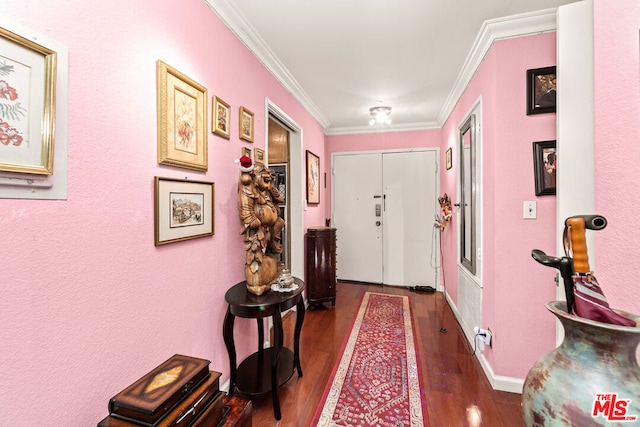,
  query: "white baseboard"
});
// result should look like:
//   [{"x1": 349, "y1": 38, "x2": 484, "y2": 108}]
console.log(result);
[
  {"x1": 475, "y1": 352, "x2": 524, "y2": 394},
  {"x1": 443, "y1": 290, "x2": 524, "y2": 394}
]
